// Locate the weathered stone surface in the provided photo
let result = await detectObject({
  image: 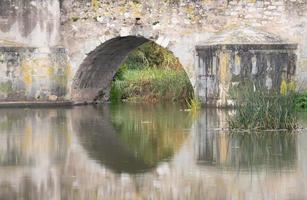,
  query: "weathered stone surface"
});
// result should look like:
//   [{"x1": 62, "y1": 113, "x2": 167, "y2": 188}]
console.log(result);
[
  {"x1": 0, "y1": 47, "x2": 71, "y2": 101},
  {"x1": 0, "y1": 0, "x2": 60, "y2": 47},
  {"x1": 62, "y1": 0, "x2": 306, "y2": 105},
  {"x1": 196, "y1": 43, "x2": 297, "y2": 106}
]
